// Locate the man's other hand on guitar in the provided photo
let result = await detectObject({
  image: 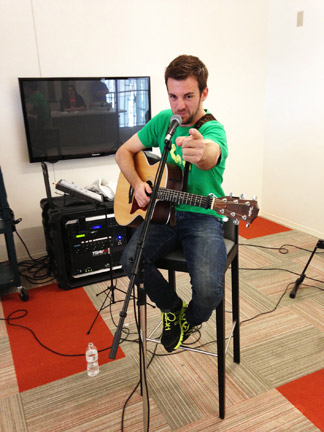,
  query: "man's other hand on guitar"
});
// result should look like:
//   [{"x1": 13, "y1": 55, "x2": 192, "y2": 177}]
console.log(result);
[{"x1": 134, "y1": 181, "x2": 152, "y2": 208}]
